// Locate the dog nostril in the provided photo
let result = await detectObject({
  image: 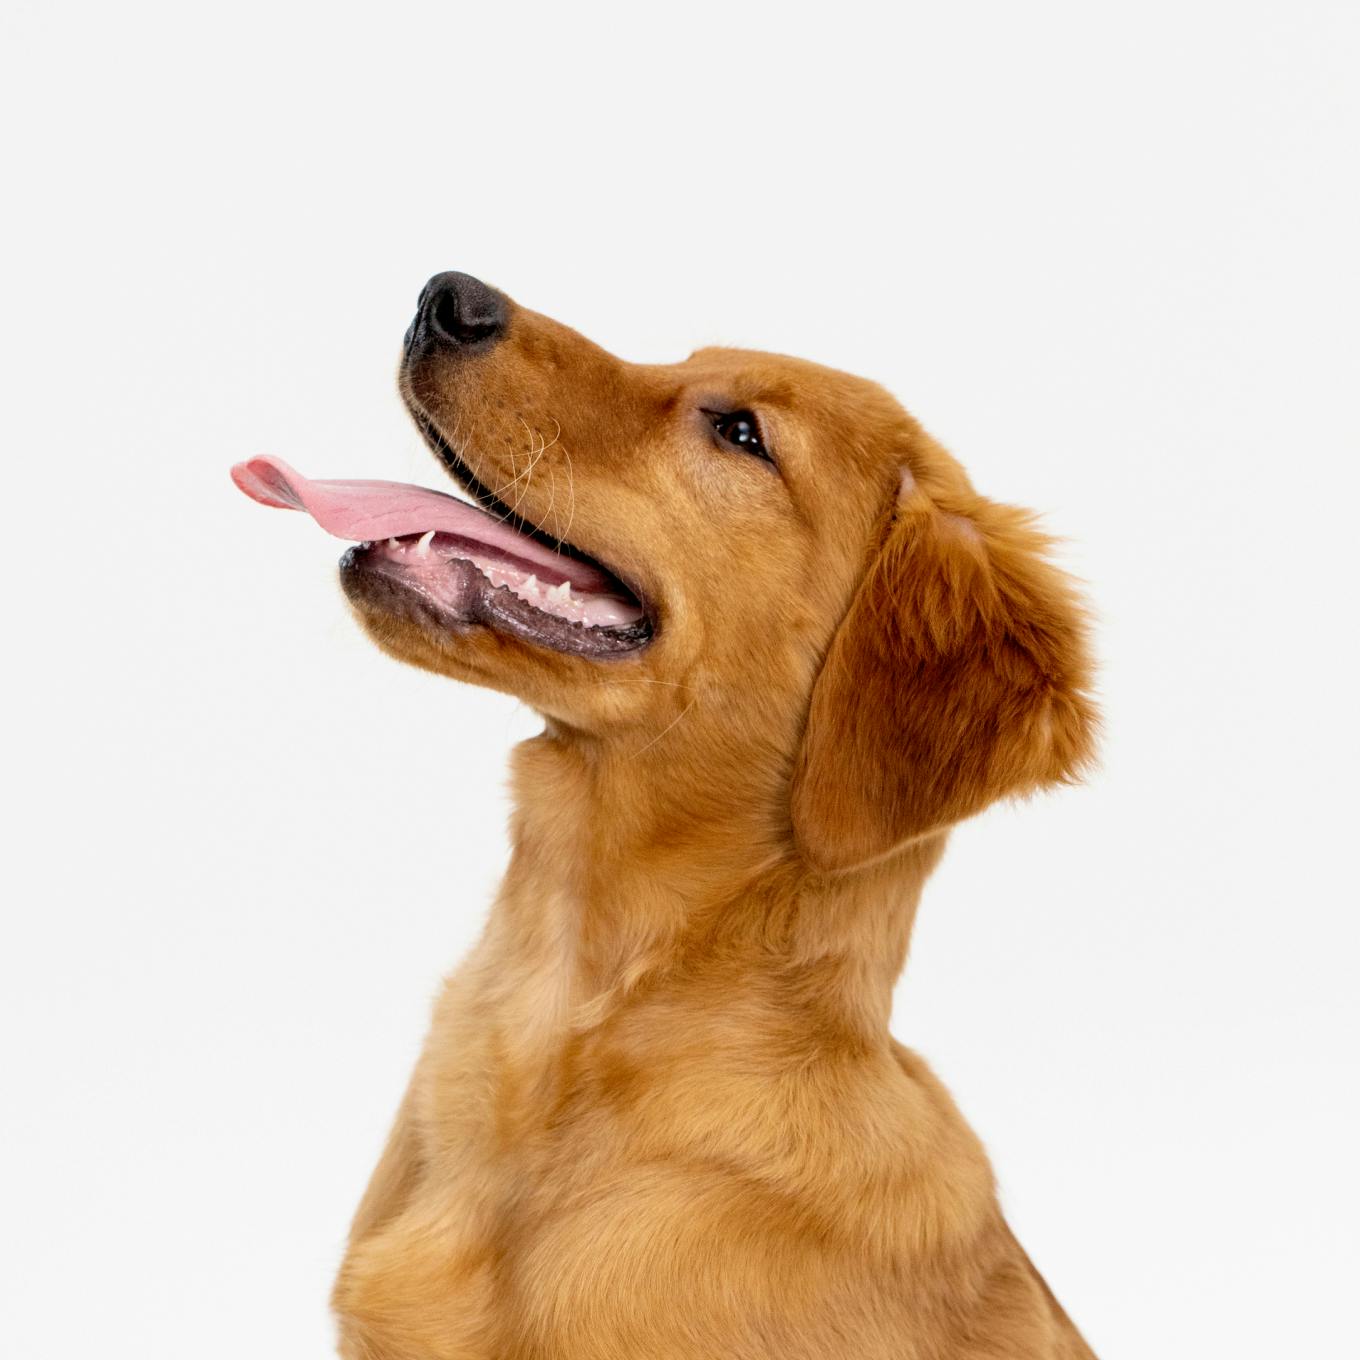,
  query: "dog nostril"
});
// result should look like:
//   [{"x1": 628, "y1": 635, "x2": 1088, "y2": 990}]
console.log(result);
[
  {"x1": 433, "y1": 290, "x2": 478, "y2": 343},
  {"x1": 423, "y1": 272, "x2": 508, "y2": 348}
]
